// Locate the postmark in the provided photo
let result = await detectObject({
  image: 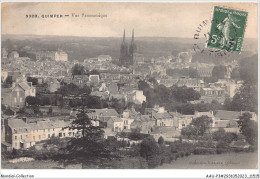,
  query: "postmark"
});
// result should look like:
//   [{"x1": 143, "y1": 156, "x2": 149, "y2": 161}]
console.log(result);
[
  {"x1": 193, "y1": 19, "x2": 231, "y2": 57},
  {"x1": 207, "y1": 6, "x2": 248, "y2": 53}
]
